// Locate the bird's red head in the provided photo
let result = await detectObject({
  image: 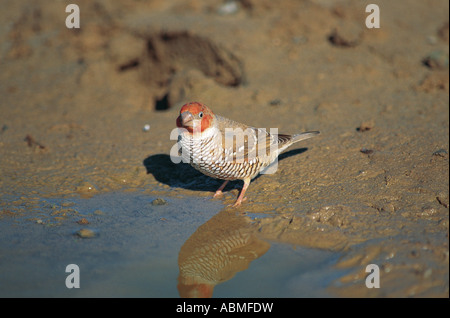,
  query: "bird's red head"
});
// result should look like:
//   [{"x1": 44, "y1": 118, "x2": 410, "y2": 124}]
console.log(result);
[{"x1": 176, "y1": 102, "x2": 214, "y2": 133}]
